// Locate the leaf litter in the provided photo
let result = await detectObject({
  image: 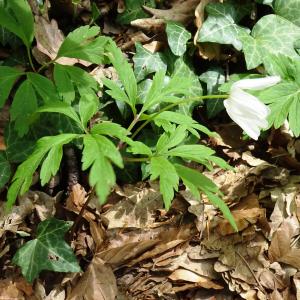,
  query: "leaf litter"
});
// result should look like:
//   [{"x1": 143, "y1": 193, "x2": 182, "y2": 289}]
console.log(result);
[{"x1": 1, "y1": 0, "x2": 300, "y2": 299}]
